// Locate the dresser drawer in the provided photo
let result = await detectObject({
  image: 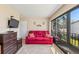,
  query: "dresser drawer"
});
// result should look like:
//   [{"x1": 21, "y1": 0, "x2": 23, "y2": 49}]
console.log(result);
[
  {"x1": 9, "y1": 35, "x2": 16, "y2": 38},
  {"x1": 3, "y1": 44, "x2": 17, "y2": 54},
  {"x1": 3, "y1": 38, "x2": 17, "y2": 44},
  {"x1": 3, "y1": 41, "x2": 17, "y2": 49},
  {"x1": 0, "y1": 32, "x2": 17, "y2": 54},
  {"x1": 3, "y1": 42, "x2": 17, "y2": 53},
  {"x1": 5, "y1": 46, "x2": 17, "y2": 54},
  {"x1": 2, "y1": 35, "x2": 9, "y2": 43}
]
